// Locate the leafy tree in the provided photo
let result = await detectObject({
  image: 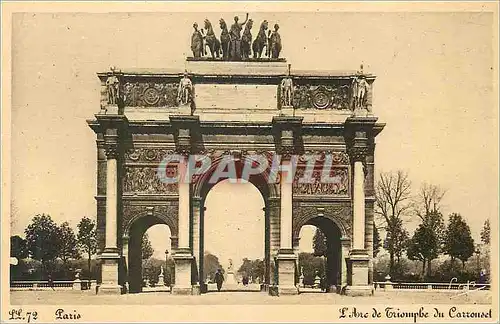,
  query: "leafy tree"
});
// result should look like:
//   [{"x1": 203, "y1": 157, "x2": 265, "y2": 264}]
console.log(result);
[
  {"x1": 141, "y1": 233, "x2": 154, "y2": 260},
  {"x1": 407, "y1": 211, "x2": 445, "y2": 277},
  {"x1": 373, "y1": 224, "x2": 381, "y2": 257},
  {"x1": 375, "y1": 170, "x2": 412, "y2": 275},
  {"x1": 383, "y1": 218, "x2": 409, "y2": 263},
  {"x1": 298, "y1": 252, "x2": 325, "y2": 286},
  {"x1": 237, "y1": 258, "x2": 265, "y2": 282},
  {"x1": 10, "y1": 235, "x2": 28, "y2": 259},
  {"x1": 24, "y1": 214, "x2": 62, "y2": 274},
  {"x1": 444, "y1": 213, "x2": 475, "y2": 268},
  {"x1": 203, "y1": 252, "x2": 223, "y2": 282},
  {"x1": 412, "y1": 183, "x2": 447, "y2": 277},
  {"x1": 481, "y1": 219, "x2": 490, "y2": 245},
  {"x1": 77, "y1": 216, "x2": 97, "y2": 277},
  {"x1": 313, "y1": 229, "x2": 327, "y2": 257},
  {"x1": 58, "y1": 222, "x2": 80, "y2": 264}
]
